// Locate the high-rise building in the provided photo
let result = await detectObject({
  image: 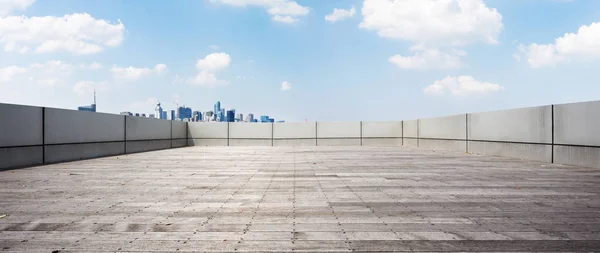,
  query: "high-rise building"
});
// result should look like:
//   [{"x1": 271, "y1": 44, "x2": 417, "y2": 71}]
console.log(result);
[
  {"x1": 161, "y1": 111, "x2": 167, "y2": 120},
  {"x1": 205, "y1": 111, "x2": 214, "y2": 122},
  {"x1": 236, "y1": 113, "x2": 243, "y2": 122},
  {"x1": 178, "y1": 106, "x2": 192, "y2": 121},
  {"x1": 155, "y1": 102, "x2": 164, "y2": 120},
  {"x1": 77, "y1": 90, "x2": 97, "y2": 112},
  {"x1": 226, "y1": 110, "x2": 235, "y2": 122},
  {"x1": 247, "y1": 113, "x2": 255, "y2": 123},
  {"x1": 220, "y1": 108, "x2": 226, "y2": 122},
  {"x1": 170, "y1": 110, "x2": 175, "y2": 121},
  {"x1": 193, "y1": 111, "x2": 202, "y2": 122},
  {"x1": 135, "y1": 113, "x2": 140, "y2": 117},
  {"x1": 214, "y1": 101, "x2": 221, "y2": 121},
  {"x1": 260, "y1": 115, "x2": 270, "y2": 123}
]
